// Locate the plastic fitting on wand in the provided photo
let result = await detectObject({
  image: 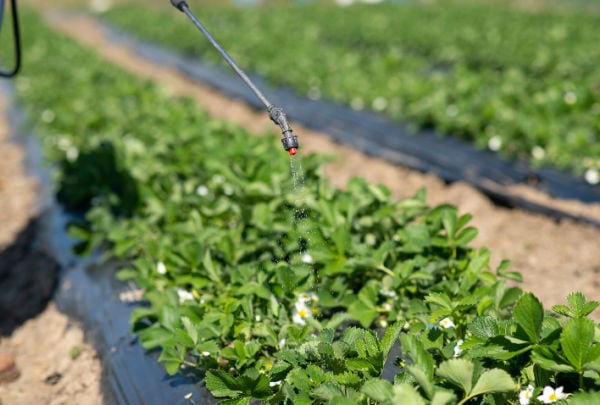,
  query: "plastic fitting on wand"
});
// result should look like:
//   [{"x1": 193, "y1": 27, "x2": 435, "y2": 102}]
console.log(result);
[
  {"x1": 170, "y1": 0, "x2": 188, "y2": 11},
  {"x1": 269, "y1": 106, "x2": 299, "y2": 155}
]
